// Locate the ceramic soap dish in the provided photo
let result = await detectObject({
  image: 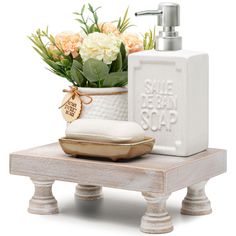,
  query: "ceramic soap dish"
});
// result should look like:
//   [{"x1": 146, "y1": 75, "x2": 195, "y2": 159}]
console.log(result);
[{"x1": 59, "y1": 137, "x2": 155, "y2": 161}]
